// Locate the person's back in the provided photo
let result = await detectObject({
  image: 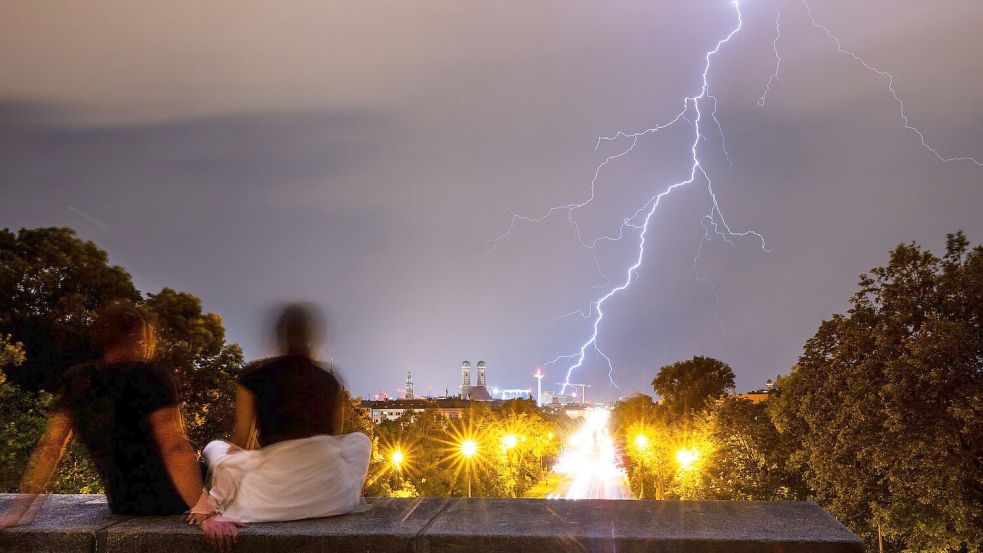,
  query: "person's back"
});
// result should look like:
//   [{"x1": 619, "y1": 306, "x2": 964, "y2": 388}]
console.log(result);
[
  {"x1": 196, "y1": 303, "x2": 370, "y2": 524},
  {"x1": 237, "y1": 354, "x2": 342, "y2": 447},
  {"x1": 58, "y1": 359, "x2": 187, "y2": 515}
]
